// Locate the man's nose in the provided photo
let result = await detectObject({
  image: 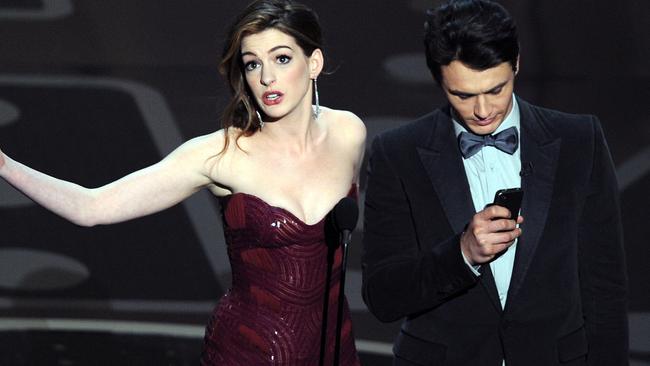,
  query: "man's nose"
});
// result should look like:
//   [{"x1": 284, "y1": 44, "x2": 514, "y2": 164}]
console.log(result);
[{"x1": 474, "y1": 95, "x2": 491, "y2": 119}]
